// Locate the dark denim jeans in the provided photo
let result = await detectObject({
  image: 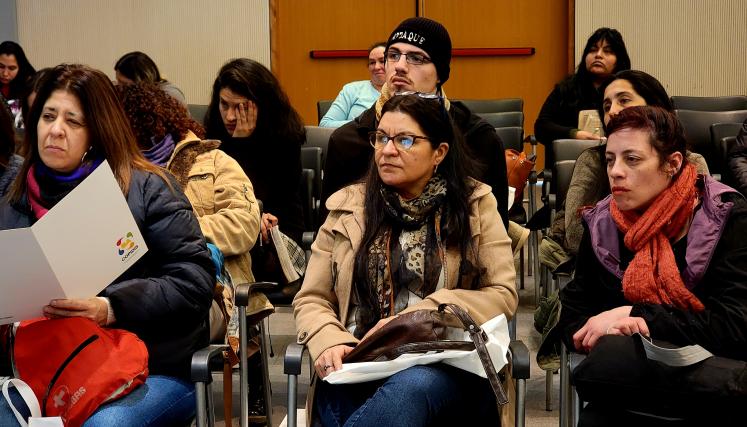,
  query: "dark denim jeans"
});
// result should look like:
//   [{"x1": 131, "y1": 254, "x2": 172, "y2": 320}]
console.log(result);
[
  {"x1": 0, "y1": 375, "x2": 195, "y2": 426},
  {"x1": 315, "y1": 363, "x2": 499, "y2": 427}
]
